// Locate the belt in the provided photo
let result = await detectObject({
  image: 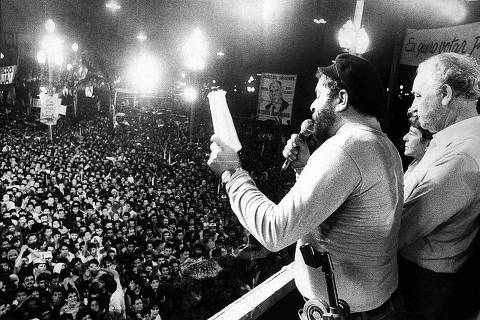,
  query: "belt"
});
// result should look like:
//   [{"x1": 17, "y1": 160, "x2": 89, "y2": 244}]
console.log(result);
[{"x1": 350, "y1": 289, "x2": 398, "y2": 320}]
